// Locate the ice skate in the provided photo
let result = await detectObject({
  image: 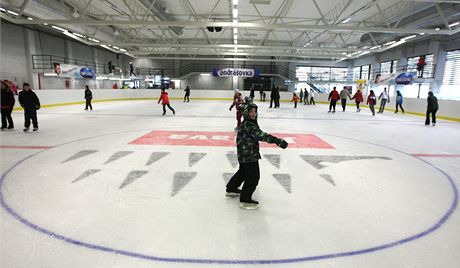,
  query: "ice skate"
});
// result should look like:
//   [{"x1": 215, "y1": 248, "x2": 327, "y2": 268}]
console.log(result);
[
  {"x1": 226, "y1": 189, "x2": 241, "y2": 197},
  {"x1": 239, "y1": 200, "x2": 259, "y2": 210}
]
